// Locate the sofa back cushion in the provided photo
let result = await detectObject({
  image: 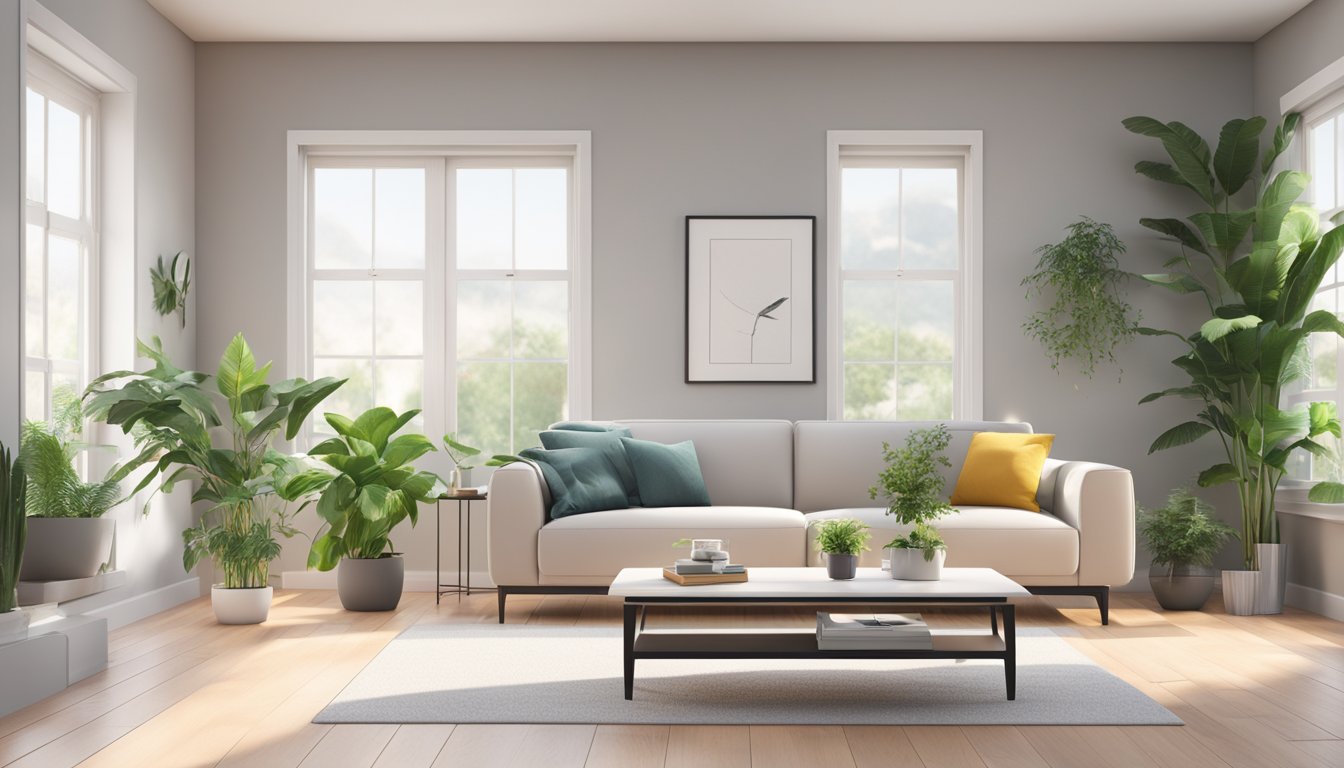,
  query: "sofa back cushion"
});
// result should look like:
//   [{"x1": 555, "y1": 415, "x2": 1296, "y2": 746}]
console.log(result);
[
  {"x1": 616, "y1": 420, "x2": 795, "y2": 509},
  {"x1": 792, "y1": 420, "x2": 1033, "y2": 513}
]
